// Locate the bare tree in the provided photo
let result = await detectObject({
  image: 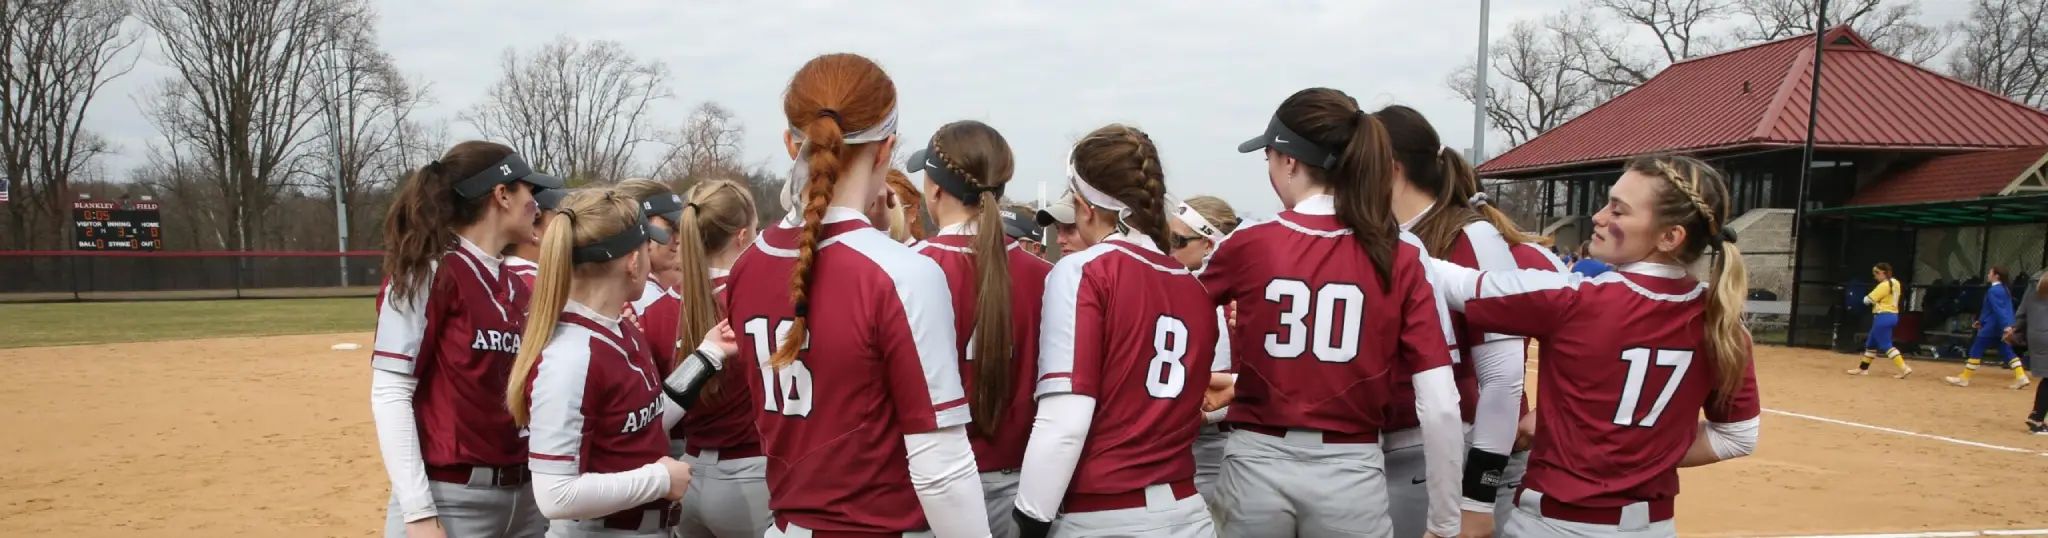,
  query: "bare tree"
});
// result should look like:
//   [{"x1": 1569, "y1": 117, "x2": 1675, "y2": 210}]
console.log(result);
[
  {"x1": 650, "y1": 101, "x2": 746, "y2": 186},
  {"x1": 1949, "y1": 0, "x2": 2048, "y2": 107},
  {"x1": 306, "y1": 13, "x2": 430, "y2": 250},
  {"x1": 463, "y1": 36, "x2": 672, "y2": 184},
  {"x1": 0, "y1": 0, "x2": 140, "y2": 249},
  {"x1": 1732, "y1": 0, "x2": 1954, "y2": 63},
  {"x1": 138, "y1": 0, "x2": 367, "y2": 251},
  {"x1": 1593, "y1": 0, "x2": 1736, "y2": 63},
  {"x1": 1450, "y1": 17, "x2": 1608, "y2": 147}
]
